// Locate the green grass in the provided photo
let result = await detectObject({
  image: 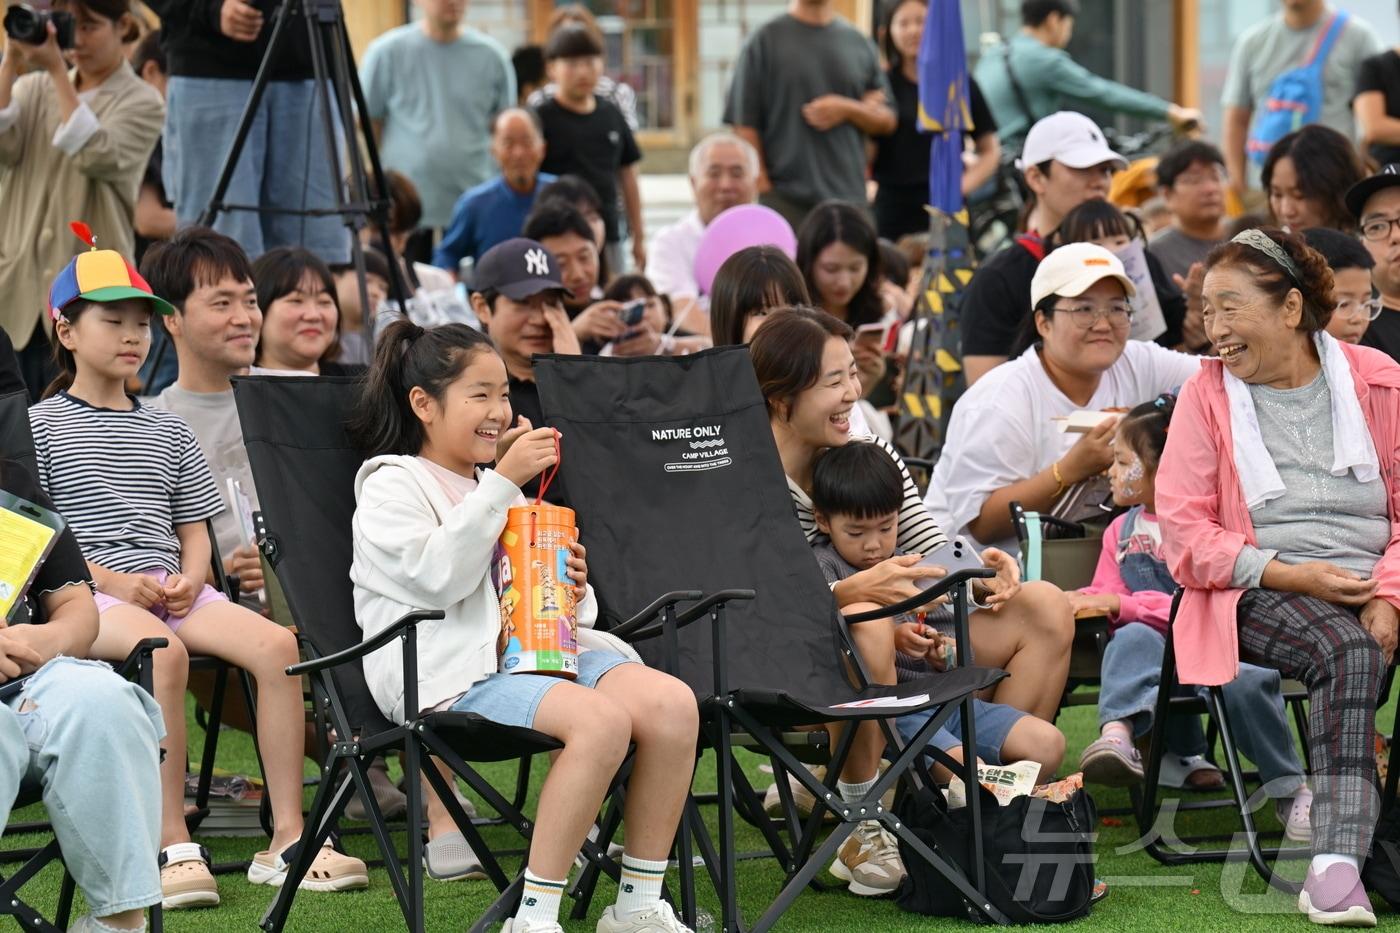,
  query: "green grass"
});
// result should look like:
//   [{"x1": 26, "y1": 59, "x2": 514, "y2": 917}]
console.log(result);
[{"x1": 3, "y1": 693, "x2": 1397, "y2": 932}]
